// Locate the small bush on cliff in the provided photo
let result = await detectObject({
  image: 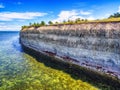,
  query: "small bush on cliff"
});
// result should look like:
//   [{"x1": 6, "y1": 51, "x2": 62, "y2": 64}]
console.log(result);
[
  {"x1": 31, "y1": 21, "x2": 46, "y2": 27},
  {"x1": 22, "y1": 25, "x2": 29, "y2": 29},
  {"x1": 41, "y1": 21, "x2": 46, "y2": 26},
  {"x1": 22, "y1": 21, "x2": 47, "y2": 29},
  {"x1": 48, "y1": 21, "x2": 53, "y2": 25},
  {"x1": 31, "y1": 22, "x2": 41, "y2": 27}
]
